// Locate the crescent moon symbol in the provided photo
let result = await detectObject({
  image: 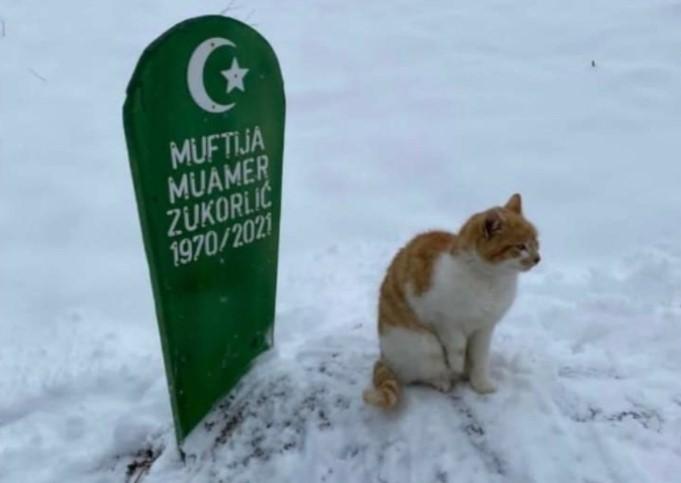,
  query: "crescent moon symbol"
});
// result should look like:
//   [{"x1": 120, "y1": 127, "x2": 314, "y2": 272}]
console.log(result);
[{"x1": 187, "y1": 37, "x2": 236, "y2": 113}]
